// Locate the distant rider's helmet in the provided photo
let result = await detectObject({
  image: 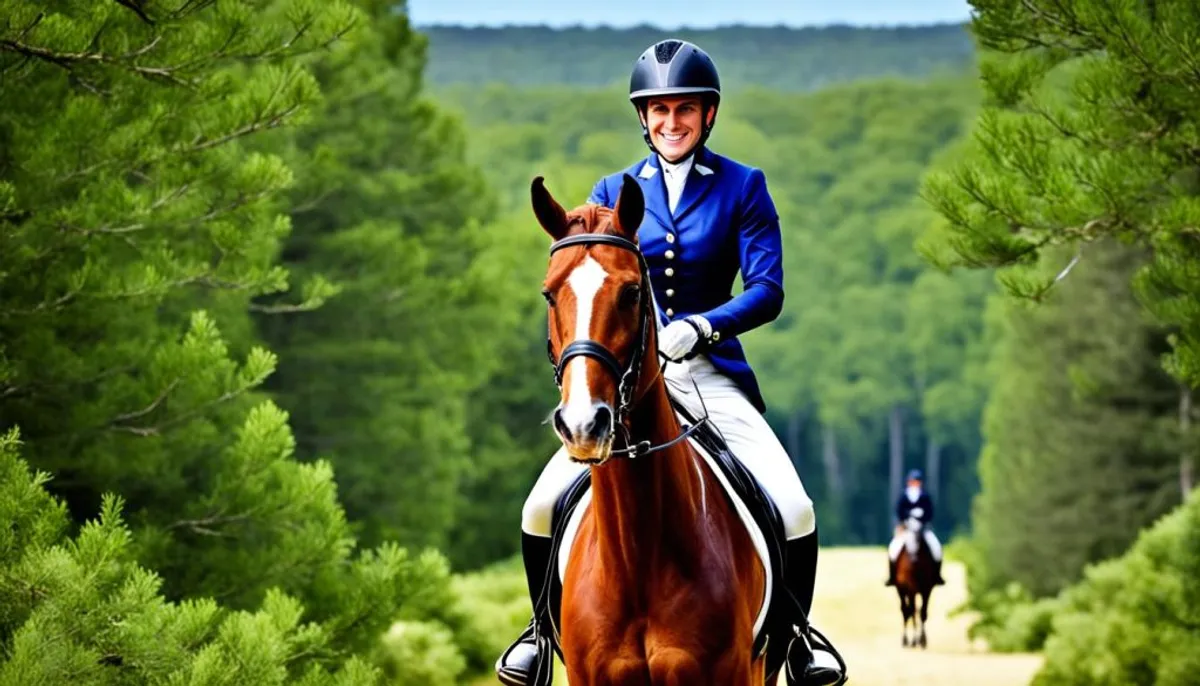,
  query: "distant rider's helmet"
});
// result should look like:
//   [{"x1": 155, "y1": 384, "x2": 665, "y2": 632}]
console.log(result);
[{"x1": 628, "y1": 39, "x2": 721, "y2": 155}]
